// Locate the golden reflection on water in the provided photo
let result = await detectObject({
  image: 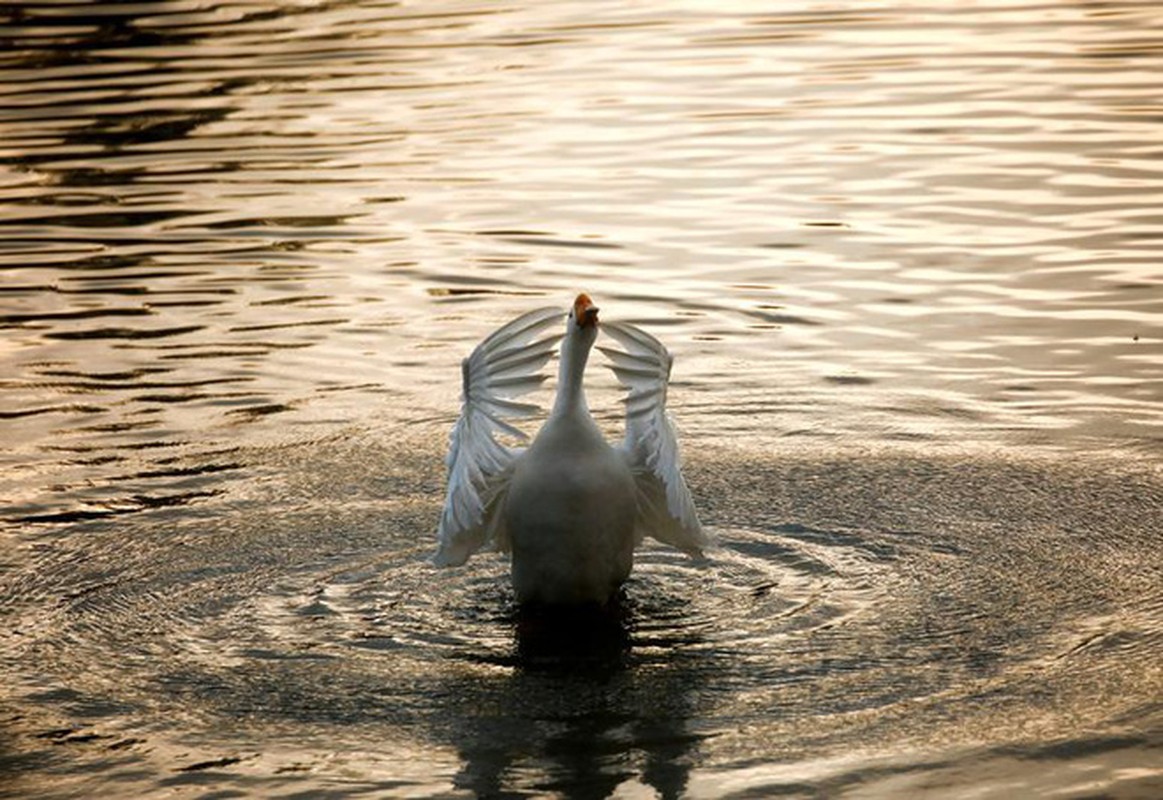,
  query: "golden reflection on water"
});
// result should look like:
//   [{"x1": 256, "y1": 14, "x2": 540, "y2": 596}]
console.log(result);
[{"x1": 2, "y1": 1, "x2": 1163, "y2": 798}]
